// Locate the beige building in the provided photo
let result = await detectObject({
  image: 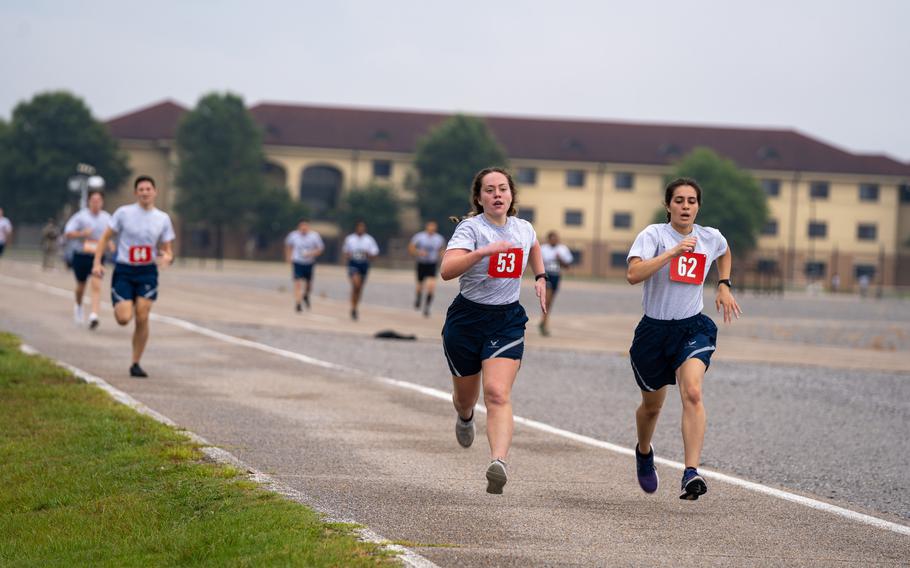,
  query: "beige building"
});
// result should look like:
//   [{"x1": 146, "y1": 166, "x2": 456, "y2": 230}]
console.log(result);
[{"x1": 106, "y1": 101, "x2": 910, "y2": 288}]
